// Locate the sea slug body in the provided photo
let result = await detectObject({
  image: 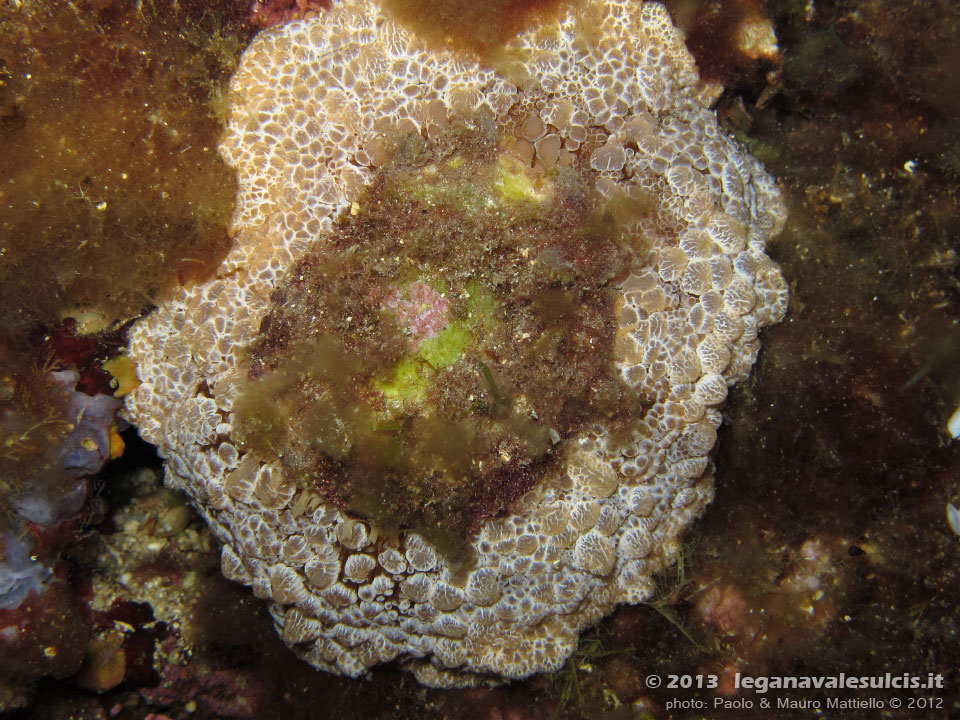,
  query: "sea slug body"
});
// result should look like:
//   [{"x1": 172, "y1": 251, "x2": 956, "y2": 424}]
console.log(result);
[{"x1": 124, "y1": 0, "x2": 789, "y2": 687}]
